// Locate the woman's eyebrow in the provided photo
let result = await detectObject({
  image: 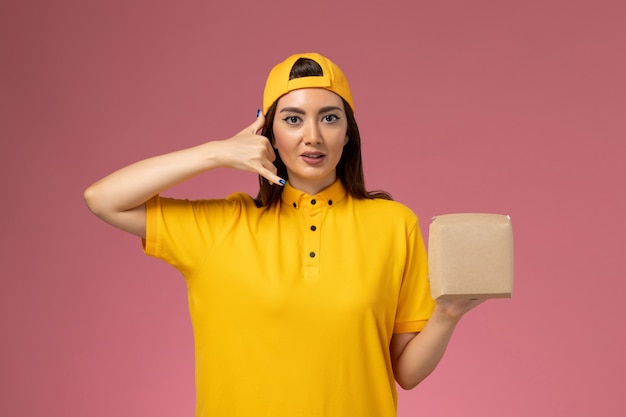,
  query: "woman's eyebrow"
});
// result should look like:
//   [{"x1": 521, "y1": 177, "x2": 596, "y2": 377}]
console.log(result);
[
  {"x1": 318, "y1": 106, "x2": 344, "y2": 114},
  {"x1": 279, "y1": 107, "x2": 305, "y2": 114}
]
